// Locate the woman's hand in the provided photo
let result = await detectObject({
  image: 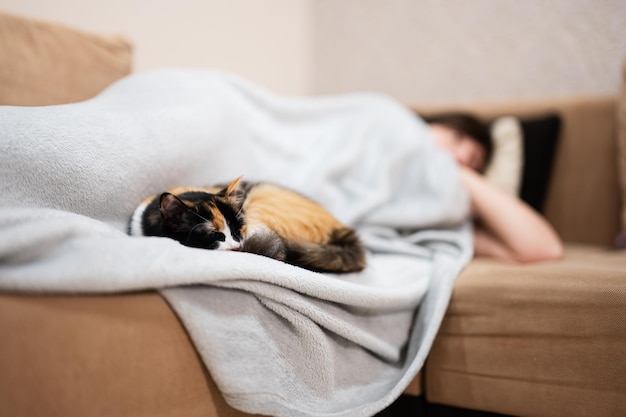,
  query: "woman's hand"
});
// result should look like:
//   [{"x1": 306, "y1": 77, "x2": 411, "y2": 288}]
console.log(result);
[{"x1": 459, "y1": 166, "x2": 563, "y2": 263}]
